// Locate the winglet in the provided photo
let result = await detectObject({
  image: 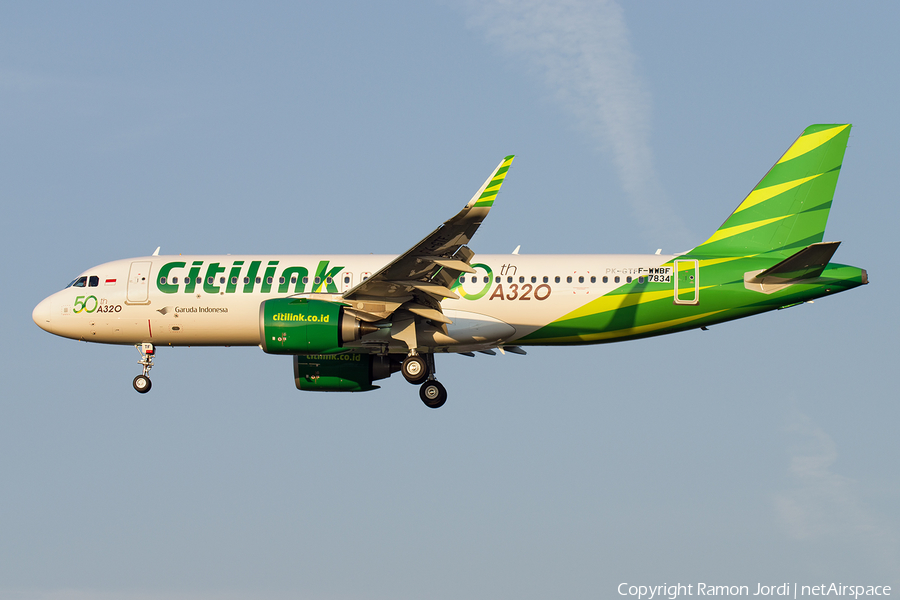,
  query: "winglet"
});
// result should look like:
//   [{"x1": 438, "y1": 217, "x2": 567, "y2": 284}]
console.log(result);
[{"x1": 466, "y1": 155, "x2": 515, "y2": 209}]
